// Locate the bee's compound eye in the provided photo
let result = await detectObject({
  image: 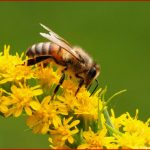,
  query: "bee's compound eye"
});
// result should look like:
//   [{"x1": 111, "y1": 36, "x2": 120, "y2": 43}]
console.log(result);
[{"x1": 88, "y1": 67, "x2": 97, "y2": 78}]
